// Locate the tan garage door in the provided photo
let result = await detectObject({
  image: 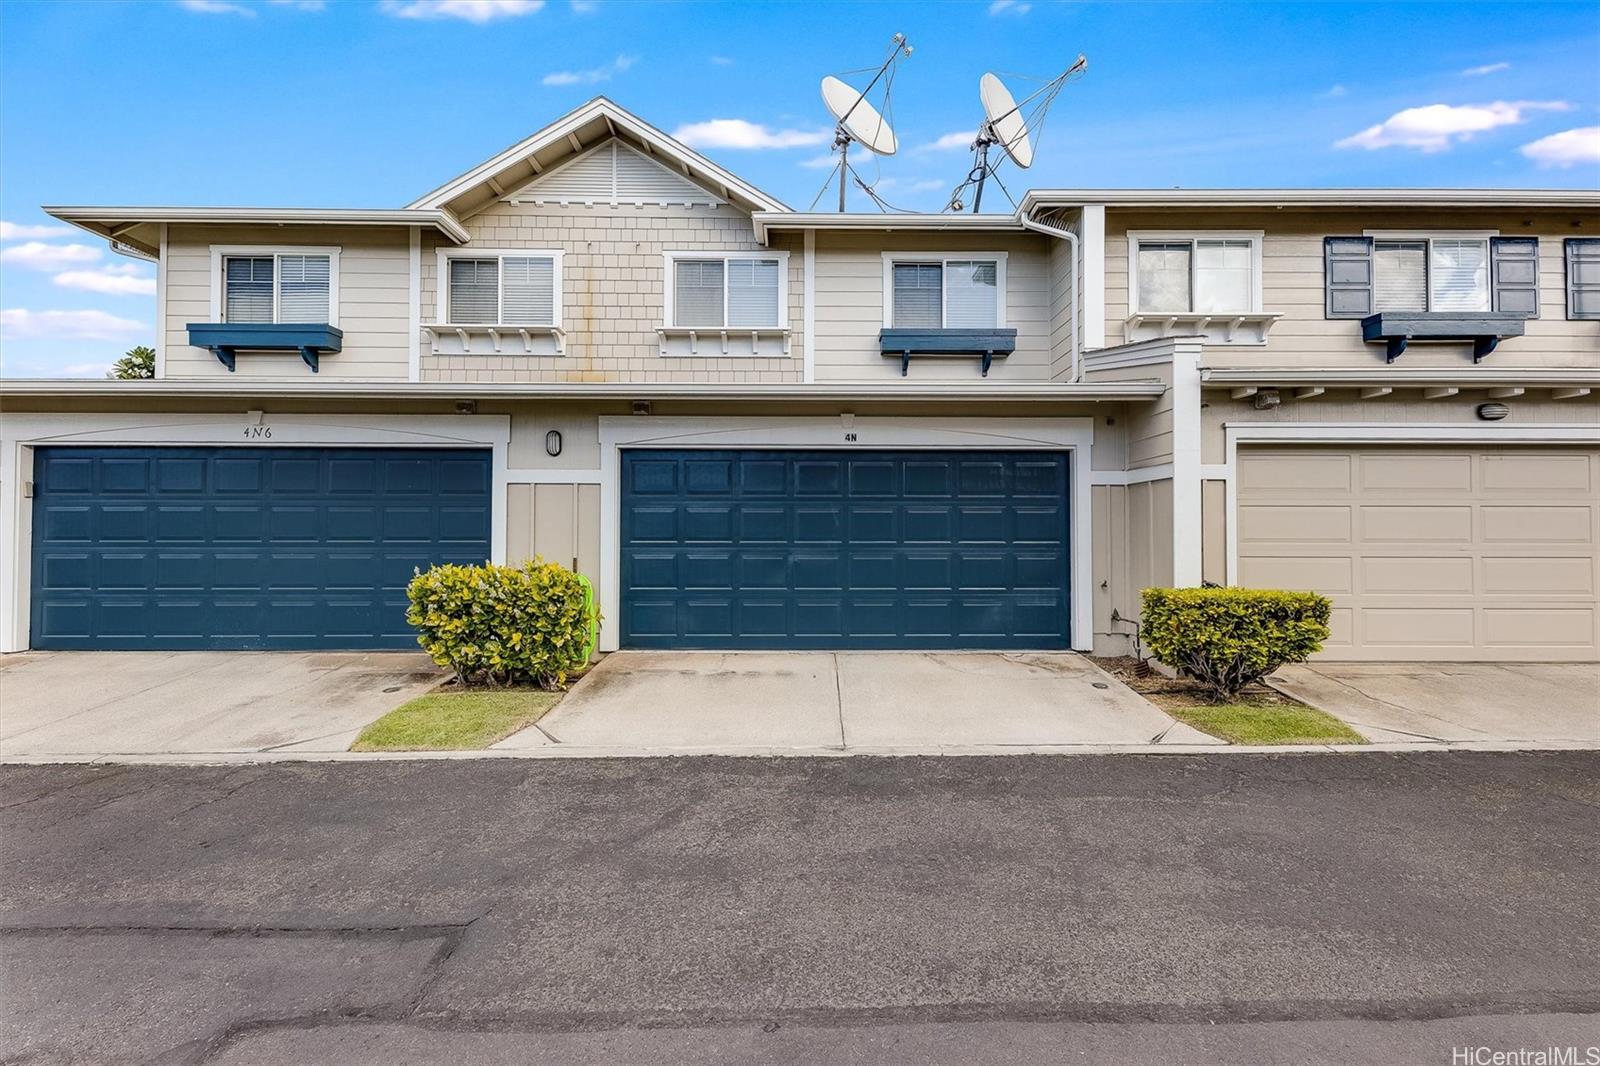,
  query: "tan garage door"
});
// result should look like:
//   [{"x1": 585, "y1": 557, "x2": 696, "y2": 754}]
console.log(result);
[{"x1": 1236, "y1": 446, "x2": 1599, "y2": 661}]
